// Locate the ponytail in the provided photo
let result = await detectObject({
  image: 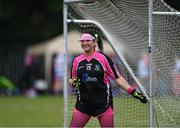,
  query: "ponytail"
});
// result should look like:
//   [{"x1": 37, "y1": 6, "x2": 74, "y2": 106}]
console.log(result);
[{"x1": 90, "y1": 33, "x2": 104, "y2": 52}]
